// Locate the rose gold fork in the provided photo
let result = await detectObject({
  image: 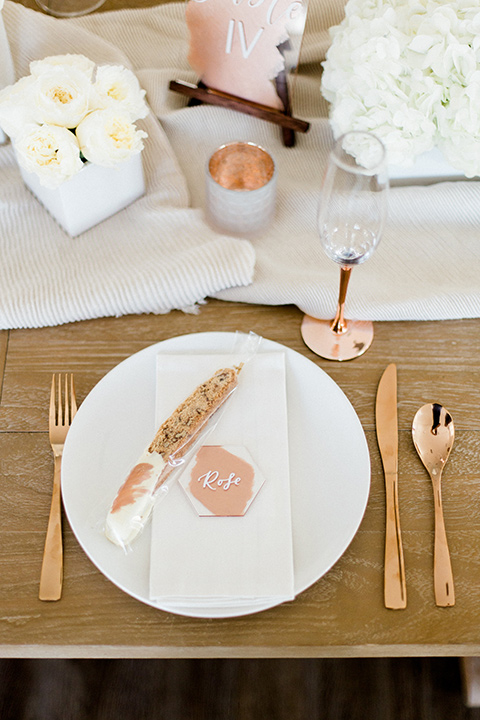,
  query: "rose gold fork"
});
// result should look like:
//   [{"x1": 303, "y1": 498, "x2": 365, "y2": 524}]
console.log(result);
[{"x1": 39, "y1": 374, "x2": 77, "y2": 601}]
